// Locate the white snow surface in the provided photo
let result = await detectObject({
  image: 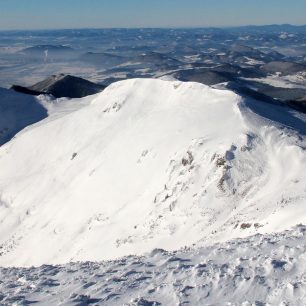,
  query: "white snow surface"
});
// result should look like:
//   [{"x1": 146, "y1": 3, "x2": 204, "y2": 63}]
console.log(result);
[
  {"x1": 242, "y1": 72, "x2": 306, "y2": 89},
  {"x1": 0, "y1": 225, "x2": 305, "y2": 305},
  {"x1": 243, "y1": 57, "x2": 265, "y2": 66},
  {"x1": 0, "y1": 78, "x2": 306, "y2": 267}
]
